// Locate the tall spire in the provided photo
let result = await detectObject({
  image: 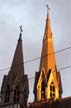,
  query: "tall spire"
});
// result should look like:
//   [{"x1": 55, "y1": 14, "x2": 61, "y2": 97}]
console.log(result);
[
  {"x1": 39, "y1": 6, "x2": 55, "y2": 74},
  {"x1": 8, "y1": 26, "x2": 24, "y2": 81},
  {"x1": 39, "y1": 5, "x2": 53, "y2": 73},
  {"x1": 33, "y1": 6, "x2": 62, "y2": 101}
]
